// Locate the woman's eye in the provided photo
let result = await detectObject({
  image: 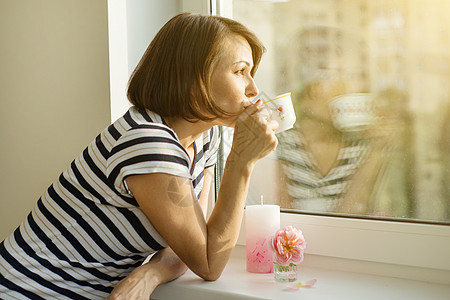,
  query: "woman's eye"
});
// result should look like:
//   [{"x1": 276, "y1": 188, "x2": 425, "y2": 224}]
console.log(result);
[{"x1": 235, "y1": 69, "x2": 245, "y2": 76}]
